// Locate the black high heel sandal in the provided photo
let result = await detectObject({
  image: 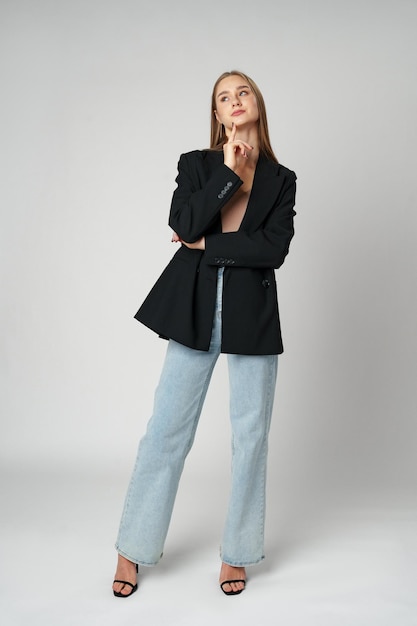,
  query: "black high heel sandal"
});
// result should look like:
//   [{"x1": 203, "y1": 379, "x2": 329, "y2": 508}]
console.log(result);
[
  {"x1": 113, "y1": 563, "x2": 139, "y2": 598},
  {"x1": 220, "y1": 579, "x2": 246, "y2": 596}
]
